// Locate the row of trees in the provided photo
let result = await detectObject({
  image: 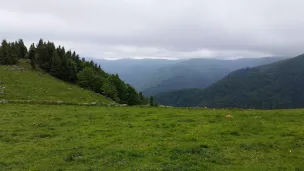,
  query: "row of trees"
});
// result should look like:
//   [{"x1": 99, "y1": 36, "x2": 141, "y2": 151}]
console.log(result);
[
  {"x1": 0, "y1": 39, "x2": 154, "y2": 106},
  {"x1": 0, "y1": 39, "x2": 27, "y2": 65}
]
